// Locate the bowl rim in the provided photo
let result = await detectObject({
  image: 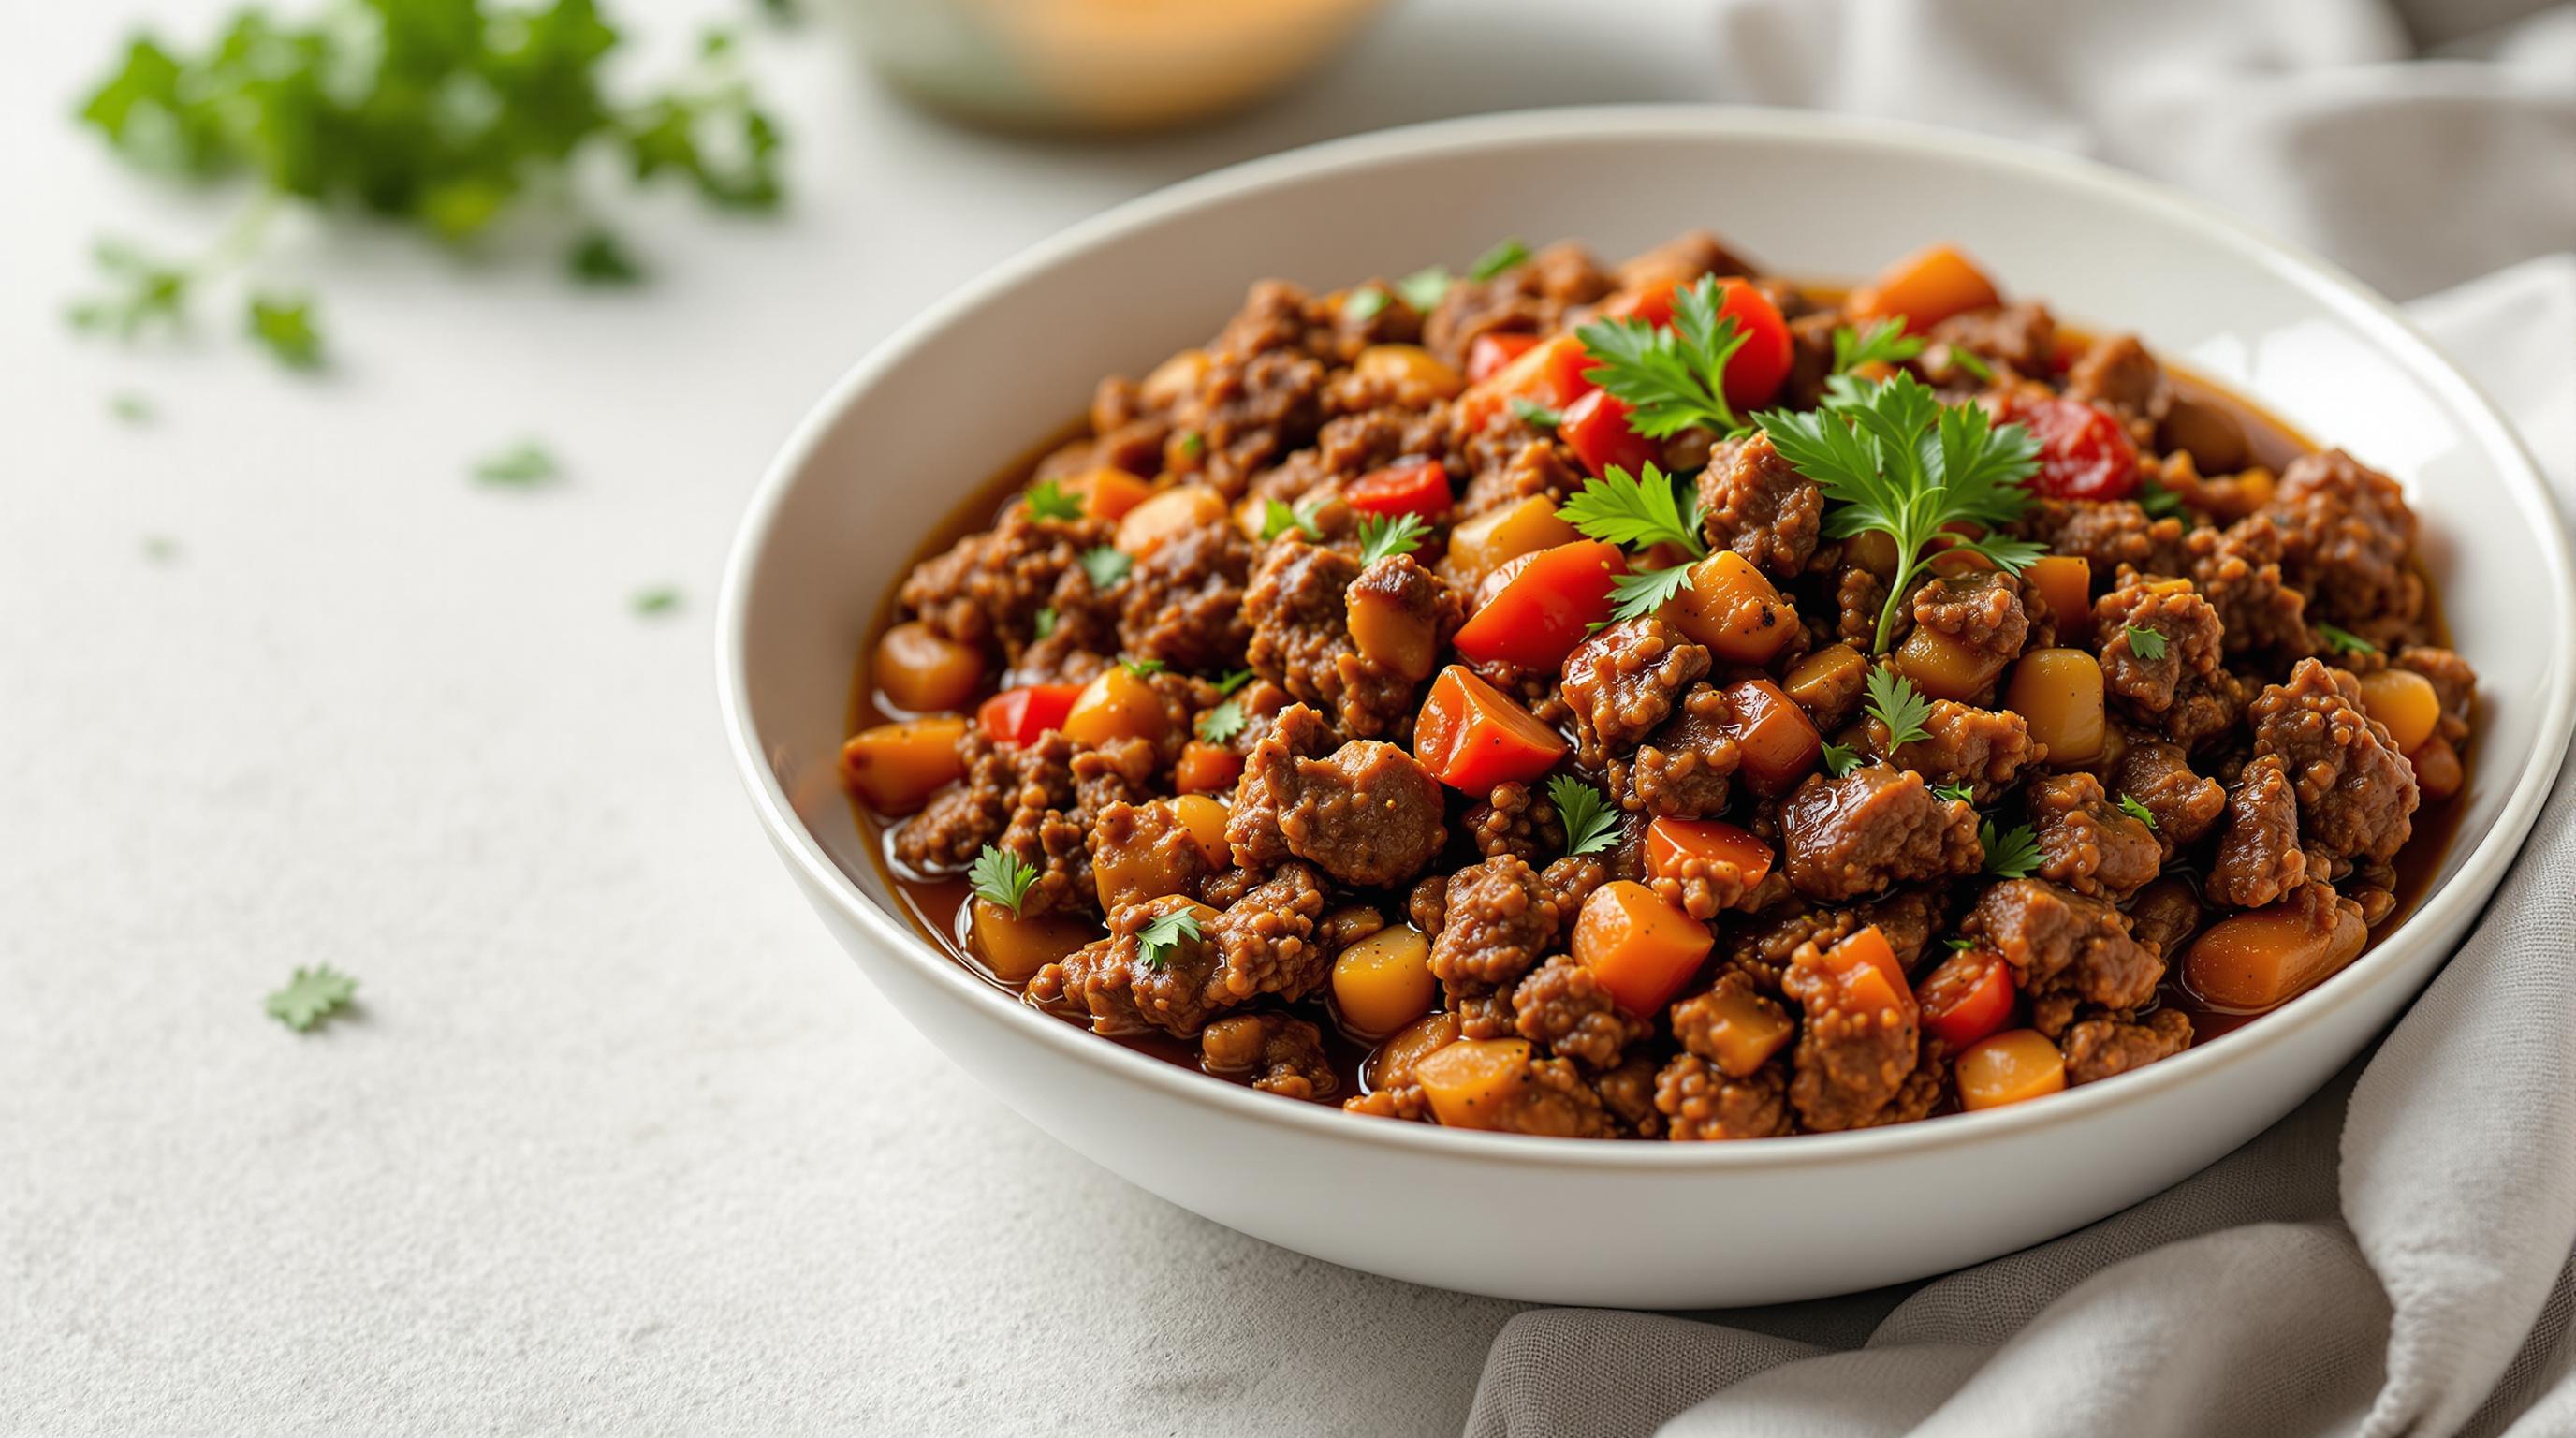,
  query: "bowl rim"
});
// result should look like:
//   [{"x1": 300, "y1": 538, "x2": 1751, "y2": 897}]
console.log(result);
[{"x1": 718, "y1": 104, "x2": 2575, "y2": 1173}]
